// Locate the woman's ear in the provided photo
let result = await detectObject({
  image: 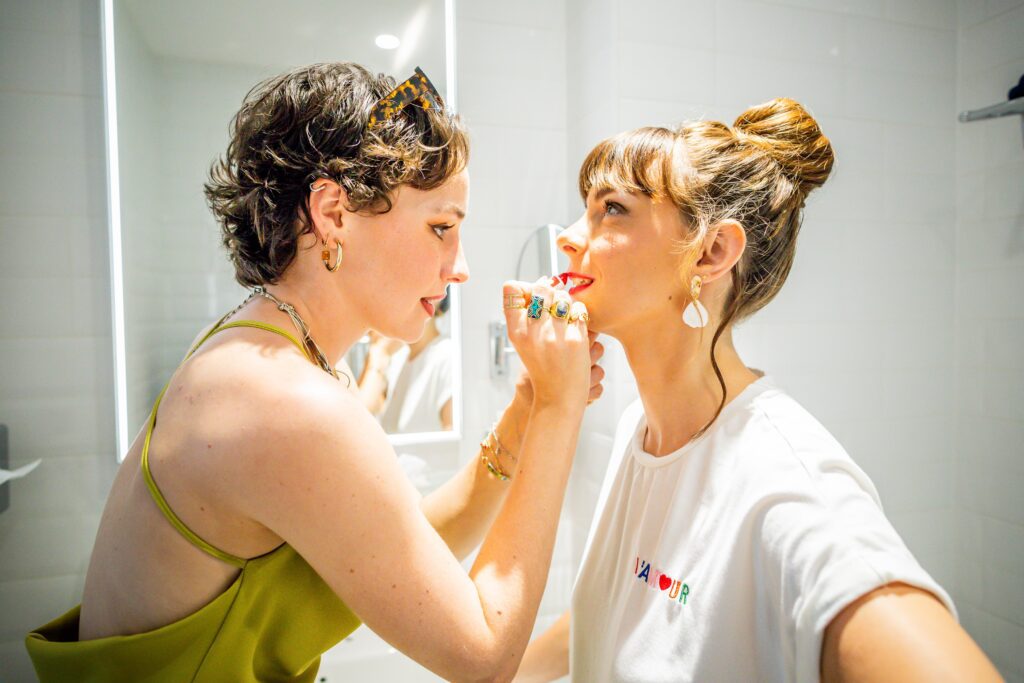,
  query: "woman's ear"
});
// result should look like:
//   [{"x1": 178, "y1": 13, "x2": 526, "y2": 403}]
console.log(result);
[
  {"x1": 697, "y1": 219, "x2": 746, "y2": 282},
  {"x1": 307, "y1": 179, "x2": 348, "y2": 242}
]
